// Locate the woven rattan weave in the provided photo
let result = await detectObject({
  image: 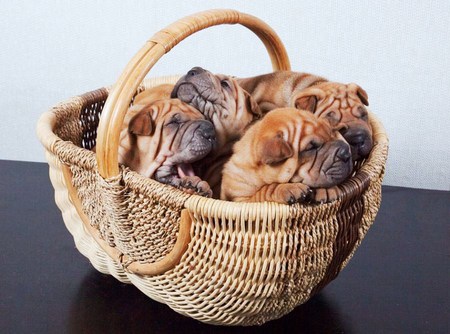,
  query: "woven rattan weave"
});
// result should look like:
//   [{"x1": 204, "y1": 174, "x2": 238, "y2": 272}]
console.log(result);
[{"x1": 36, "y1": 9, "x2": 388, "y2": 326}]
